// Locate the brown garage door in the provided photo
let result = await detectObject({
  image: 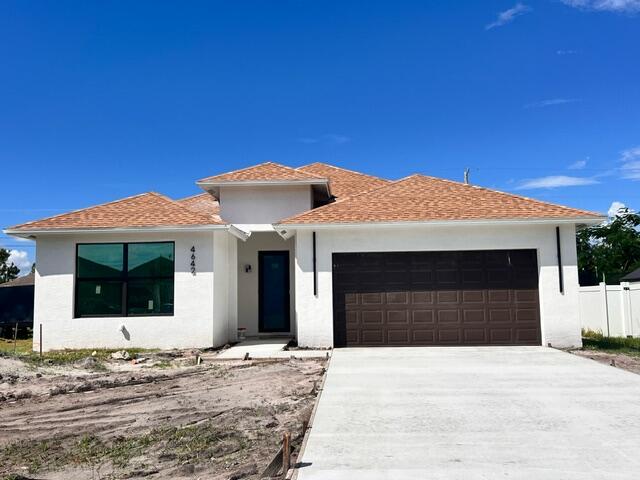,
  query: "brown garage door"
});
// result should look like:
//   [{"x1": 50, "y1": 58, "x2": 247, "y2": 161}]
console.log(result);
[{"x1": 332, "y1": 250, "x2": 541, "y2": 347}]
